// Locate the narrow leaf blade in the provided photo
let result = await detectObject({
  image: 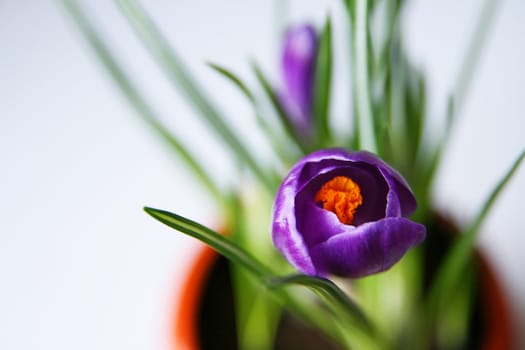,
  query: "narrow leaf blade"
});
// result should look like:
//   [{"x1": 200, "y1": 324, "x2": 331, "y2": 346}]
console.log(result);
[
  {"x1": 207, "y1": 62, "x2": 255, "y2": 103},
  {"x1": 352, "y1": 0, "x2": 378, "y2": 153},
  {"x1": 313, "y1": 15, "x2": 333, "y2": 145},
  {"x1": 452, "y1": 0, "x2": 500, "y2": 118},
  {"x1": 62, "y1": 0, "x2": 222, "y2": 201},
  {"x1": 118, "y1": 0, "x2": 275, "y2": 191},
  {"x1": 426, "y1": 149, "x2": 525, "y2": 330},
  {"x1": 144, "y1": 207, "x2": 358, "y2": 345},
  {"x1": 144, "y1": 207, "x2": 270, "y2": 277},
  {"x1": 268, "y1": 274, "x2": 374, "y2": 334},
  {"x1": 206, "y1": 62, "x2": 298, "y2": 166},
  {"x1": 252, "y1": 62, "x2": 308, "y2": 154}
]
